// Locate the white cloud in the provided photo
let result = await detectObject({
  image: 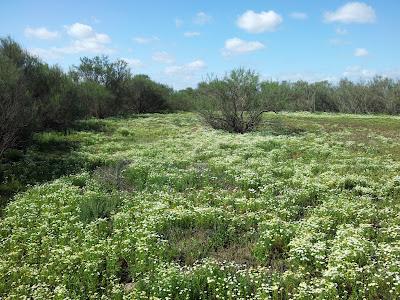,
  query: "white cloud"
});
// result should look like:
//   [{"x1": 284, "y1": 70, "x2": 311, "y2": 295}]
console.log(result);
[
  {"x1": 354, "y1": 48, "x2": 369, "y2": 57},
  {"x1": 336, "y1": 27, "x2": 348, "y2": 35},
  {"x1": 164, "y1": 59, "x2": 206, "y2": 76},
  {"x1": 343, "y1": 66, "x2": 400, "y2": 80},
  {"x1": 65, "y1": 23, "x2": 111, "y2": 48},
  {"x1": 237, "y1": 10, "x2": 283, "y2": 33},
  {"x1": 29, "y1": 47, "x2": 63, "y2": 60},
  {"x1": 289, "y1": 12, "x2": 308, "y2": 20},
  {"x1": 343, "y1": 66, "x2": 375, "y2": 78},
  {"x1": 152, "y1": 51, "x2": 175, "y2": 64},
  {"x1": 381, "y1": 69, "x2": 400, "y2": 79},
  {"x1": 193, "y1": 12, "x2": 212, "y2": 25},
  {"x1": 29, "y1": 42, "x2": 113, "y2": 59},
  {"x1": 324, "y1": 2, "x2": 376, "y2": 23},
  {"x1": 269, "y1": 72, "x2": 337, "y2": 83},
  {"x1": 29, "y1": 23, "x2": 113, "y2": 59},
  {"x1": 184, "y1": 31, "x2": 201, "y2": 37},
  {"x1": 121, "y1": 58, "x2": 144, "y2": 68},
  {"x1": 266, "y1": 67, "x2": 400, "y2": 84},
  {"x1": 64, "y1": 39, "x2": 111, "y2": 54},
  {"x1": 64, "y1": 23, "x2": 111, "y2": 53},
  {"x1": 222, "y1": 38, "x2": 265, "y2": 56},
  {"x1": 65, "y1": 23, "x2": 93, "y2": 39},
  {"x1": 133, "y1": 36, "x2": 159, "y2": 44},
  {"x1": 24, "y1": 27, "x2": 59, "y2": 39},
  {"x1": 175, "y1": 18, "x2": 184, "y2": 28}
]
